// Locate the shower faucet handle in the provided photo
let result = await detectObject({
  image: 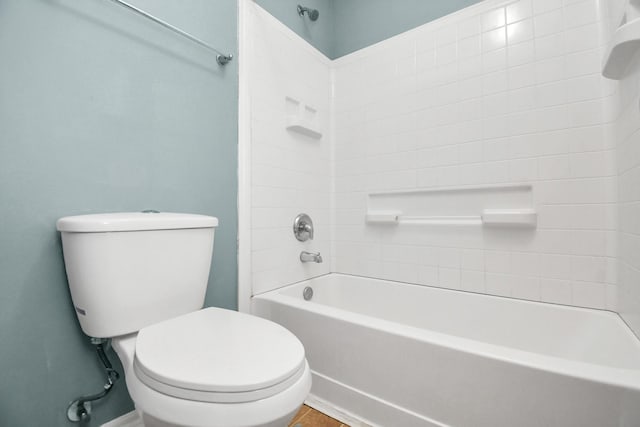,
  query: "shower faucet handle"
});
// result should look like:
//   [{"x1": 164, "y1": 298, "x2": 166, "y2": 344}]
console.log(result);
[{"x1": 293, "y1": 213, "x2": 314, "y2": 241}]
